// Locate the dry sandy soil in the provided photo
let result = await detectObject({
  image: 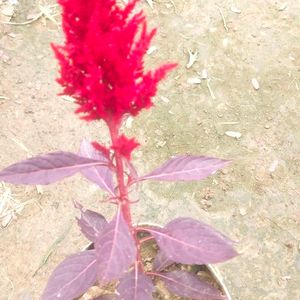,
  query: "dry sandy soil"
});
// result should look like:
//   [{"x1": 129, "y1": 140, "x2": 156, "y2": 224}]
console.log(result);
[{"x1": 0, "y1": 0, "x2": 300, "y2": 299}]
